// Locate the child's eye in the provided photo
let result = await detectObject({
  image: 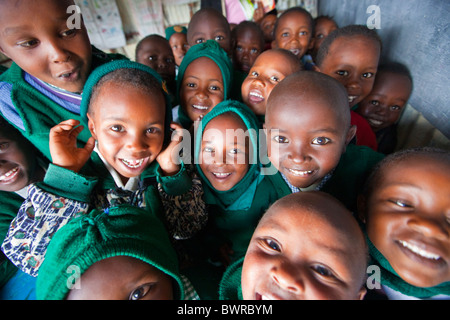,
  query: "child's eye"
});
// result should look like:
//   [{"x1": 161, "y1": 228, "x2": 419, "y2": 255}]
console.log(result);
[
  {"x1": 165, "y1": 57, "x2": 174, "y2": 64},
  {"x1": 262, "y1": 238, "x2": 281, "y2": 252},
  {"x1": 269, "y1": 75, "x2": 280, "y2": 82},
  {"x1": 390, "y1": 105, "x2": 401, "y2": 111},
  {"x1": 250, "y1": 48, "x2": 259, "y2": 54},
  {"x1": 389, "y1": 199, "x2": 413, "y2": 208},
  {"x1": 236, "y1": 45, "x2": 243, "y2": 52},
  {"x1": 370, "y1": 100, "x2": 380, "y2": 106},
  {"x1": 215, "y1": 35, "x2": 225, "y2": 41},
  {"x1": 61, "y1": 29, "x2": 77, "y2": 38},
  {"x1": 299, "y1": 31, "x2": 308, "y2": 36},
  {"x1": 251, "y1": 71, "x2": 259, "y2": 77},
  {"x1": 209, "y1": 85, "x2": 222, "y2": 91},
  {"x1": 17, "y1": 39, "x2": 39, "y2": 48},
  {"x1": 281, "y1": 32, "x2": 290, "y2": 37},
  {"x1": 146, "y1": 127, "x2": 159, "y2": 134},
  {"x1": 195, "y1": 38, "x2": 205, "y2": 44},
  {"x1": 363, "y1": 72, "x2": 374, "y2": 78},
  {"x1": 111, "y1": 125, "x2": 124, "y2": 132},
  {"x1": 316, "y1": 33, "x2": 325, "y2": 39},
  {"x1": 186, "y1": 82, "x2": 196, "y2": 88},
  {"x1": 0, "y1": 142, "x2": 10, "y2": 151},
  {"x1": 129, "y1": 283, "x2": 154, "y2": 300},
  {"x1": 336, "y1": 70, "x2": 349, "y2": 77},
  {"x1": 274, "y1": 136, "x2": 289, "y2": 144},
  {"x1": 311, "y1": 137, "x2": 331, "y2": 145},
  {"x1": 312, "y1": 264, "x2": 335, "y2": 279},
  {"x1": 203, "y1": 146, "x2": 215, "y2": 153},
  {"x1": 147, "y1": 55, "x2": 156, "y2": 61}
]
